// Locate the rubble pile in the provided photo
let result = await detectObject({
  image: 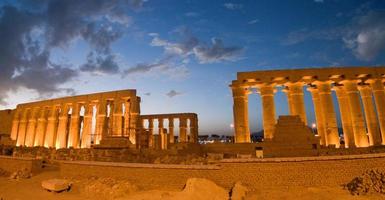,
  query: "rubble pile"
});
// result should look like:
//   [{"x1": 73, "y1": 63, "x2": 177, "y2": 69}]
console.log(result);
[
  {"x1": 9, "y1": 168, "x2": 32, "y2": 179},
  {"x1": 345, "y1": 169, "x2": 385, "y2": 195}
]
